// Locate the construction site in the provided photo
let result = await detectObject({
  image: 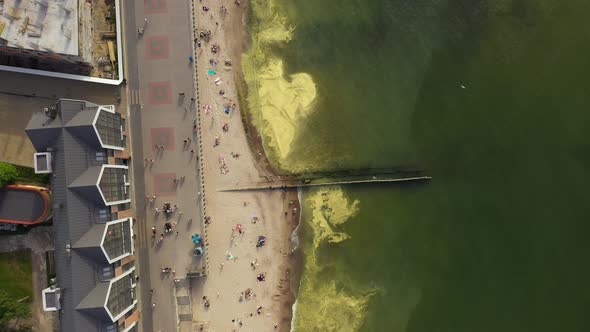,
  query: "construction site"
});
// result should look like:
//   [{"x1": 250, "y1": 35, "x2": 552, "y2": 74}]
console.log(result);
[{"x1": 0, "y1": 0, "x2": 121, "y2": 80}]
